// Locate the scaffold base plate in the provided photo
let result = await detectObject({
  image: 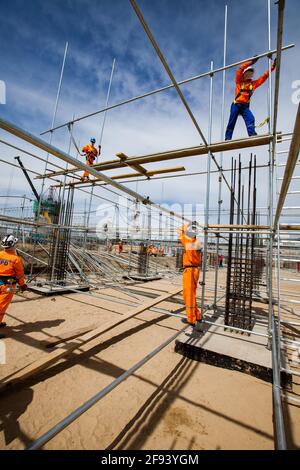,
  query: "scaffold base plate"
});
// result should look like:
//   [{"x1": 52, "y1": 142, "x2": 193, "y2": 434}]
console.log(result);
[{"x1": 175, "y1": 314, "x2": 292, "y2": 387}]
